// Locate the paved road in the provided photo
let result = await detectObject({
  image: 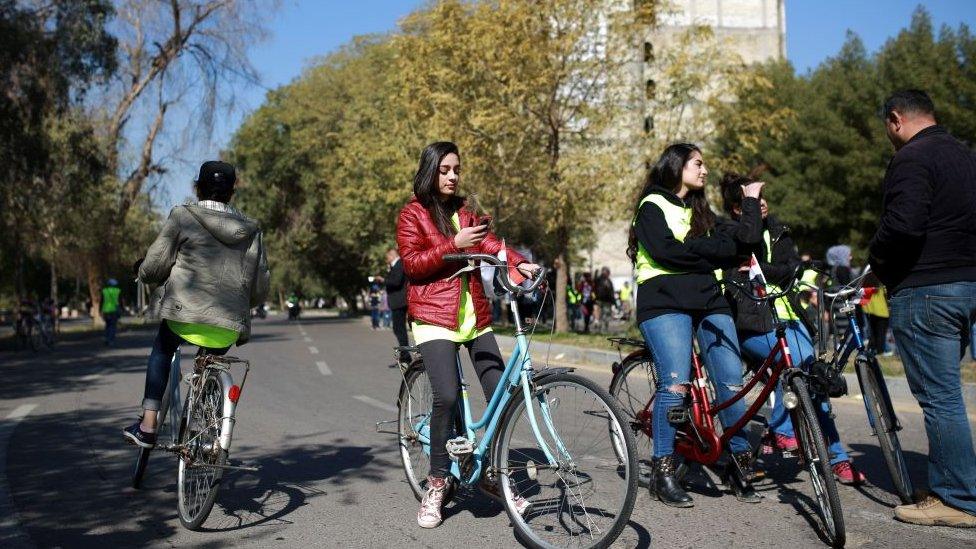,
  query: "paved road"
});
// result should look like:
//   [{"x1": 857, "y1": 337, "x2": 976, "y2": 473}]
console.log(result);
[{"x1": 1, "y1": 314, "x2": 975, "y2": 548}]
